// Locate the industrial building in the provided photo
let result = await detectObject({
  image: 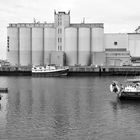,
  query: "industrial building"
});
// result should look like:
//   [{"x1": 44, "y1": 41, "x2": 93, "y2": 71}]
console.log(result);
[{"x1": 7, "y1": 11, "x2": 140, "y2": 67}]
